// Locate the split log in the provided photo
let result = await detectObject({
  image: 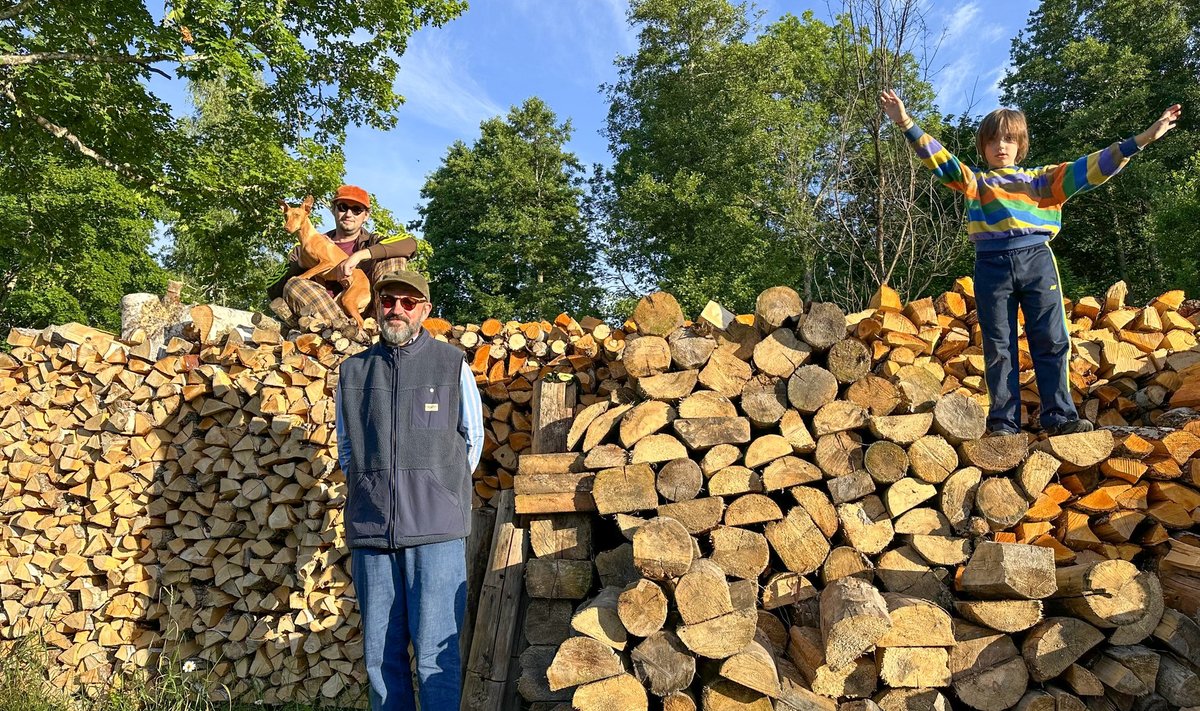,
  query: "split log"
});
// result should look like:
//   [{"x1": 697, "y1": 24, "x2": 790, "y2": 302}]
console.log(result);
[
  {"x1": 959, "y1": 542, "x2": 1057, "y2": 600},
  {"x1": 618, "y1": 579, "x2": 668, "y2": 637},
  {"x1": 631, "y1": 630, "x2": 695, "y2": 696},
  {"x1": 819, "y1": 577, "x2": 892, "y2": 670},
  {"x1": 1022, "y1": 617, "x2": 1105, "y2": 682}
]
